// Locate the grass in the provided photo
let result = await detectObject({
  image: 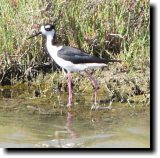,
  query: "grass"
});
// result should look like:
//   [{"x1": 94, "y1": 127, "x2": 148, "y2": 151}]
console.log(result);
[
  {"x1": 0, "y1": 0, "x2": 150, "y2": 106},
  {"x1": 0, "y1": 0, "x2": 149, "y2": 62}
]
